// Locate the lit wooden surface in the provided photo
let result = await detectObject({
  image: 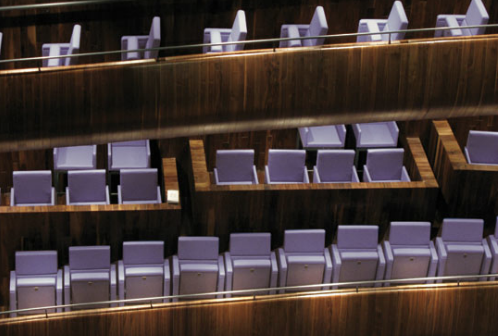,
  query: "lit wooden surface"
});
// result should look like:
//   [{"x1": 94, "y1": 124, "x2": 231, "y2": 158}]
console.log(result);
[
  {"x1": 1, "y1": 34, "x2": 498, "y2": 151},
  {"x1": 1, "y1": 282, "x2": 498, "y2": 336}
]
